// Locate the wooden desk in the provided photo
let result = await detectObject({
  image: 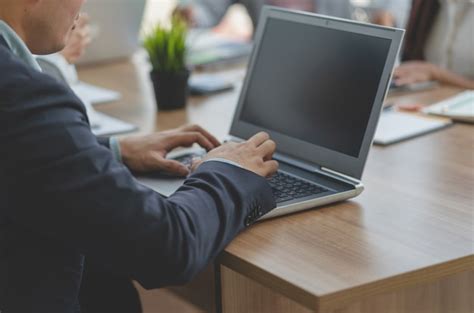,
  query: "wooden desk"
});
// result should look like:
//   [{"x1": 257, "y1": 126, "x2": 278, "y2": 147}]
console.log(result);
[{"x1": 78, "y1": 55, "x2": 474, "y2": 313}]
